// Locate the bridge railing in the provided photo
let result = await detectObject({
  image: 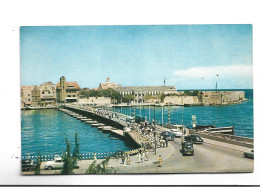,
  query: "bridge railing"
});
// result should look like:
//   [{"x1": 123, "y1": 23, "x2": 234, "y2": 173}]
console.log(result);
[{"x1": 21, "y1": 148, "x2": 143, "y2": 162}]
